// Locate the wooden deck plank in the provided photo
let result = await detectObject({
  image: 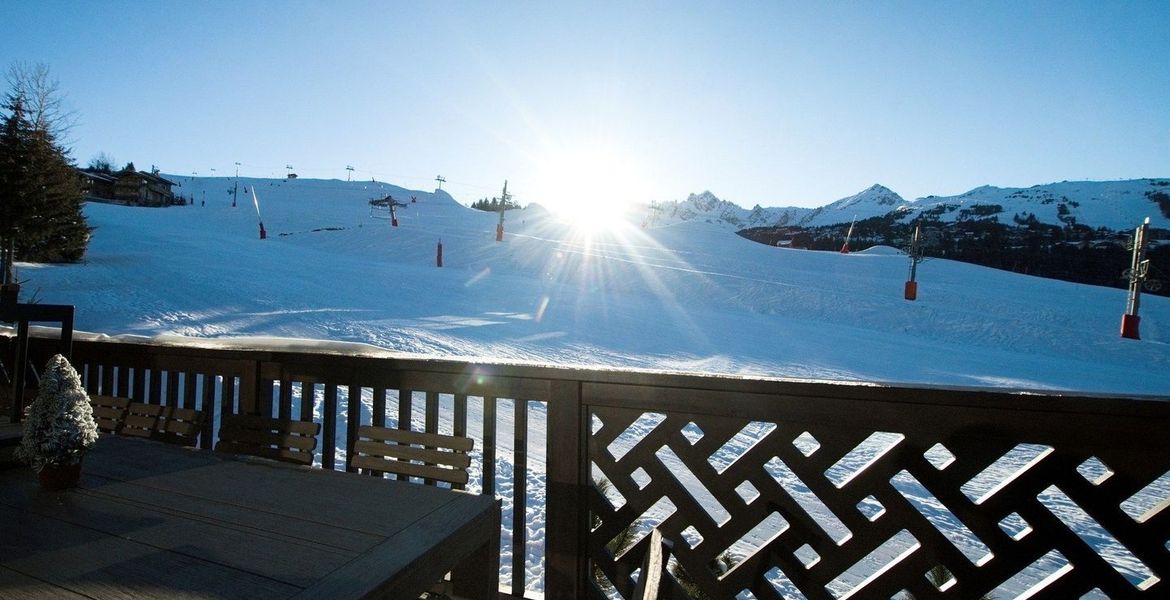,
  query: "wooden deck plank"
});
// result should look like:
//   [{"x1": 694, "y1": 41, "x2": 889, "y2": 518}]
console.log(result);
[
  {"x1": 70, "y1": 475, "x2": 383, "y2": 553},
  {"x1": 0, "y1": 455, "x2": 359, "y2": 589},
  {"x1": 0, "y1": 566, "x2": 94, "y2": 599},
  {"x1": 0, "y1": 436, "x2": 499, "y2": 600},
  {"x1": 87, "y1": 453, "x2": 460, "y2": 538},
  {"x1": 296, "y1": 495, "x2": 500, "y2": 600},
  {"x1": 81, "y1": 443, "x2": 468, "y2": 538},
  {"x1": 0, "y1": 507, "x2": 299, "y2": 599},
  {"x1": 0, "y1": 481, "x2": 349, "y2": 588}
]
